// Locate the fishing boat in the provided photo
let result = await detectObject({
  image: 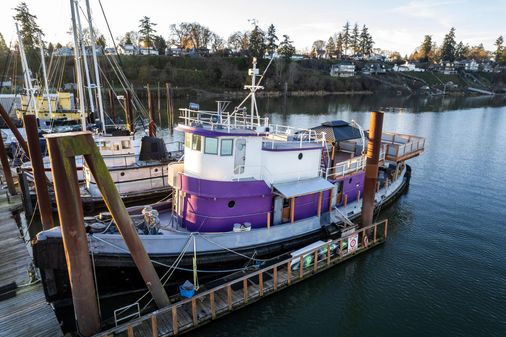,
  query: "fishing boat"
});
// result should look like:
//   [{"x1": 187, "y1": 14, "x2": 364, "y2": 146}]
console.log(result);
[{"x1": 33, "y1": 59, "x2": 425, "y2": 310}]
